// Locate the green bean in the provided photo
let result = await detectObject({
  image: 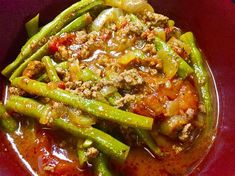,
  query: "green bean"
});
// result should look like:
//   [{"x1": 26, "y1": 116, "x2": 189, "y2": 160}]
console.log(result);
[
  {"x1": 6, "y1": 96, "x2": 130, "y2": 162},
  {"x1": 2, "y1": 0, "x2": 102, "y2": 78},
  {"x1": 42, "y1": 56, "x2": 60, "y2": 82},
  {"x1": 180, "y1": 32, "x2": 212, "y2": 127},
  {"x1": 9, "y1": 13, "x2": 93, "y2": 81},
  {"x1": 37, "y1": 61, "x2": 68, "y2": 82},
  {"x1": 93, "y1": 153, "x2": 112, "y2": 176},
  {"x1": 37, "y1": 72, "x2": 48, "y2": 82},
  {"x1": 135, "y1": 129, "x2": 164, "y2": 157},
  {"x1": 55, "y1": 119, "x2": 130, "y2": 162},
  {"x1": 77, "y1": 148, "x2": 88, "y2": 167},
  {"x1": 155, "y1": 37, "x2": 194, "y2": 79},
  {"x1": 25, "y1": 14, "x2": 39, "y2": 38},
  {"x1": 0, "y1": 103, "x2": 18, "y2": 133},
  {"x1": 11, "y1": 77, "x2": 153, "y2": 130},
  {"x1": 77, "y1": 139, "x2": 93, "y2": 167}
]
